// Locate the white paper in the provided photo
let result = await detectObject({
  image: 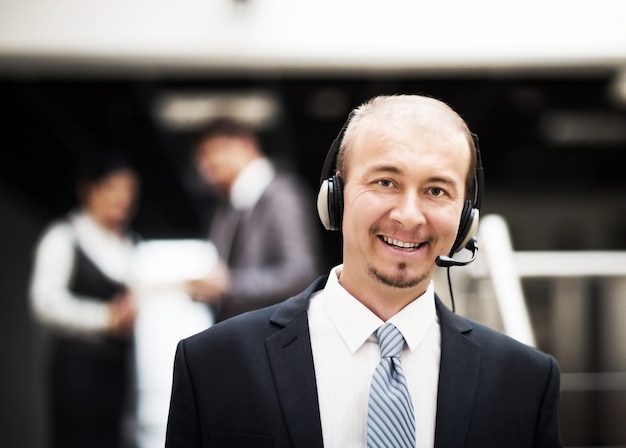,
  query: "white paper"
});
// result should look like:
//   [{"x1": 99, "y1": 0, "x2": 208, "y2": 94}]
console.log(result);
[{"x1": 128, "y1": 239, "x2": 217, "y2": 448}]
